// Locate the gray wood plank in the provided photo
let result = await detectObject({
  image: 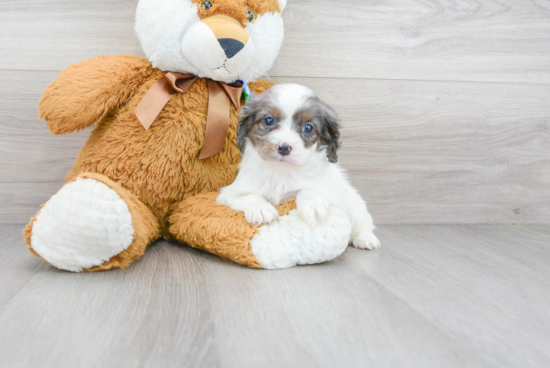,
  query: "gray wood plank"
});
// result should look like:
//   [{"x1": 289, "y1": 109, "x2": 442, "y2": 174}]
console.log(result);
[
  {"x1": 274, "y1": 0, "x2": 550, "y2": 84},
  {"x1": 344, "y1": 224, "x2": 550, "y2": 368},
  {"x1": 1, "y1": 0, "x2": 550, "y2": 84},
  {"x1": 198, "y1": 255, "x2": 491, "y2": 368},
  {"x1": 3, "y1": 70, "x2": 549, "y2": 224},
  {"x1": 0, "y1": 236, "x2": 219, "y2": 368},
  {"x1": 0, "y1": 224, "x2": 499, "y2": 368},
  {"x1": 0, "y1": 70, "x2": 89, "y2": 223},
  {"x1": 0, "y1": 224, "x2": 47, "y2": 308},
  {"x1": 2, "y1": 224, "x2": 550, "y2": 367},
  {"x1": 0, "y1": 1, "x2": 143, "y2": 72}
]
